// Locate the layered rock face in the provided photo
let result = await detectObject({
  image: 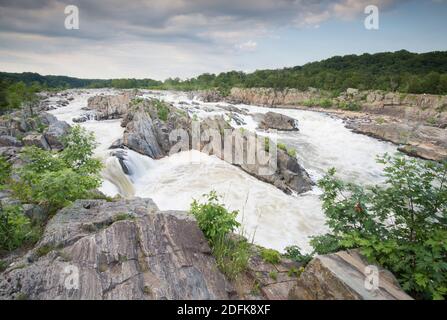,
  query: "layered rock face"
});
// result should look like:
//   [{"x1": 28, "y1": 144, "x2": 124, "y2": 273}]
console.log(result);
[
  {"x1": 347, "y1": 121, "x2": 447, "y2": 161},
  {"x1": 0, "y1": 198, "x2": 235, "y2": 300},
  {"x1": 227, "y1": 88, "x2": 315, "y2": 106},
  {"x1": 258, "y1": 112, "x2": 299, "y2": 131},
  {"x1": 290, "y1": 250, "x2": 413, "y2": 300},
  {"x1": 118, "y1": 100, "x2": 313, "y2": 194},
  {"x1": 87, "y1": 91, "x2": 136, "y2": 120},
  {"x1": 224, "y1": 87, "x2": 447, "y2": 161}
]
